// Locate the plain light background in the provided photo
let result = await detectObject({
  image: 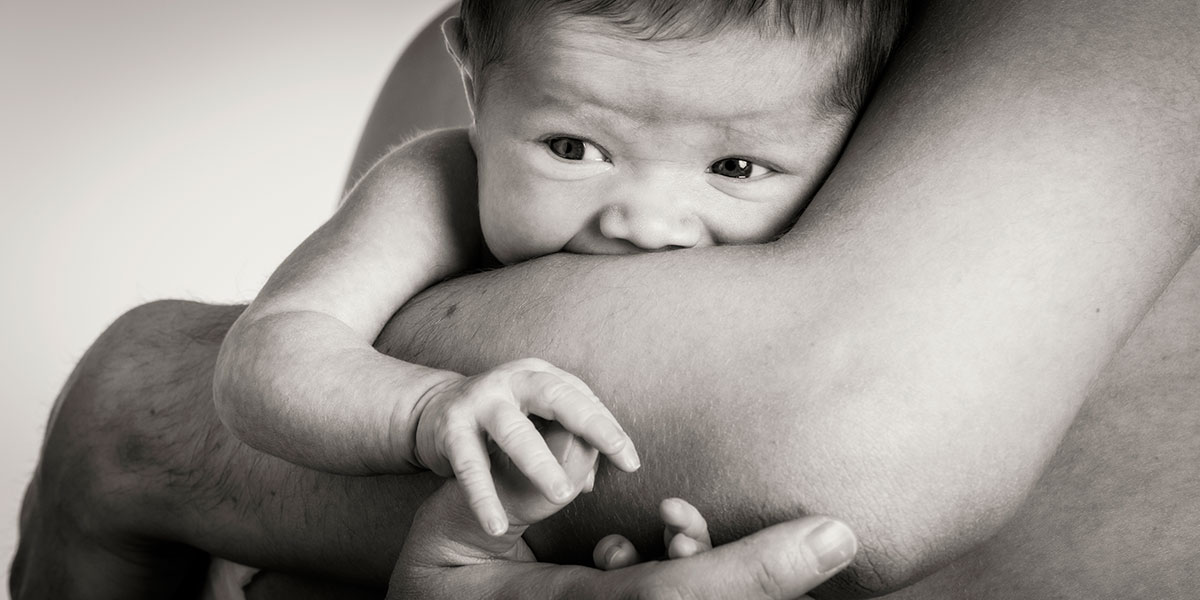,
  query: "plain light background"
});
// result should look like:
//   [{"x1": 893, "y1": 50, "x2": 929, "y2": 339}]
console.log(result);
[{"x1": 0, "y1": 0, "x2": 450, "y2": 578}]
